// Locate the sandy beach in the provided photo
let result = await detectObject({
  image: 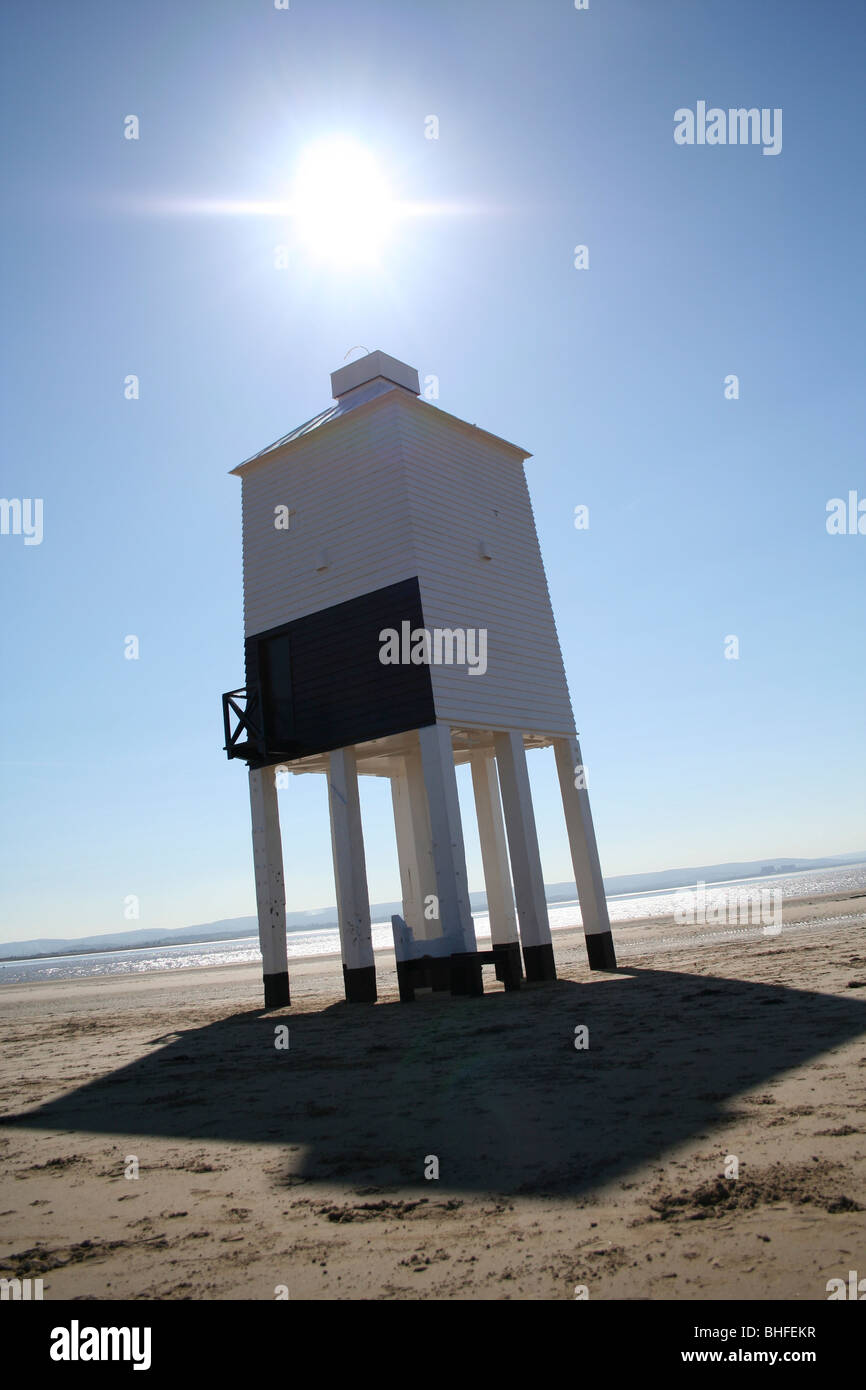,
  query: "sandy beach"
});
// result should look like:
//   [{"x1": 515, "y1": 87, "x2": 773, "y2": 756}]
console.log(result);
[{"x1": 1, "y1": 890, "x2": 864, "y2": 1301}]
